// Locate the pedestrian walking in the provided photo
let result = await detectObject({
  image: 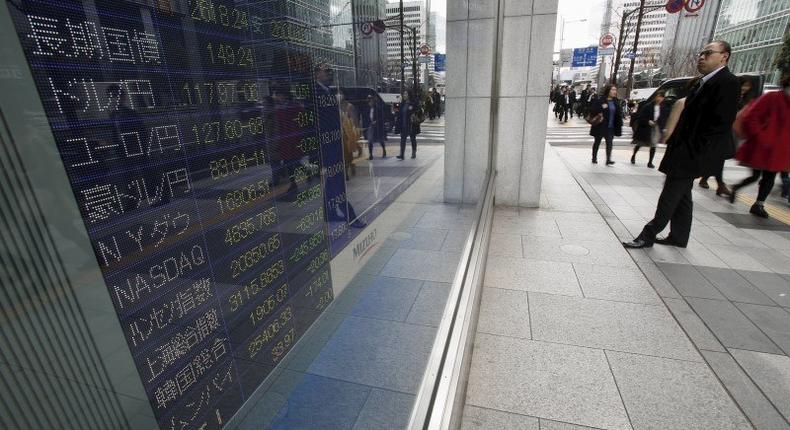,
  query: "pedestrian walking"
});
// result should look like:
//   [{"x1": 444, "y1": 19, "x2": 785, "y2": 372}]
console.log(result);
[
  {"x1": 623, "y1": 41, "x2": 740, "y2": 249},
  {"x1": 631, "y1": 90, "x2": 669, "y2": 168},
  {"x1": 362, "y1": 95, "x2": 387, "y2": 159},
  {"x1": 397, "y1": 90, "x2": 421, "y2": 160},
  {"x1": 559, "y1": 87, "x2": 571, "y2": 122},
  {"x1": 698, "y1": 76, "x2": 758, "y2": 196},
  {"x1": 588, "y1": 84, "x2": 623, "y2": 166},
  {"x1": 729, "y1": 76, "x2": 790, "y2": 217}
]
